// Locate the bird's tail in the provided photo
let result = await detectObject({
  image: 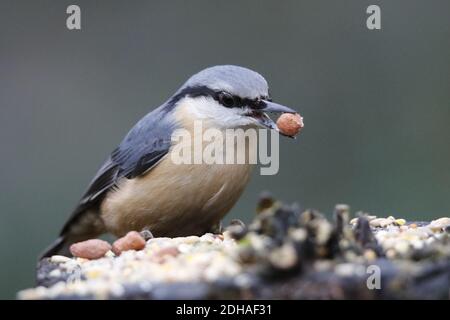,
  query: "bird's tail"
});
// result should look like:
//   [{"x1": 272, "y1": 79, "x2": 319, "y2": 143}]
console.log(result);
[
  {"x1": 39, "y1": 208, "x2": 105, "y2": 260},
  {"x1": 39, "y1": 236, "x2": 71, "y2": 260},
  {"x1": 39, "y1": 232, "x2": 93, "y2": 259}
]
